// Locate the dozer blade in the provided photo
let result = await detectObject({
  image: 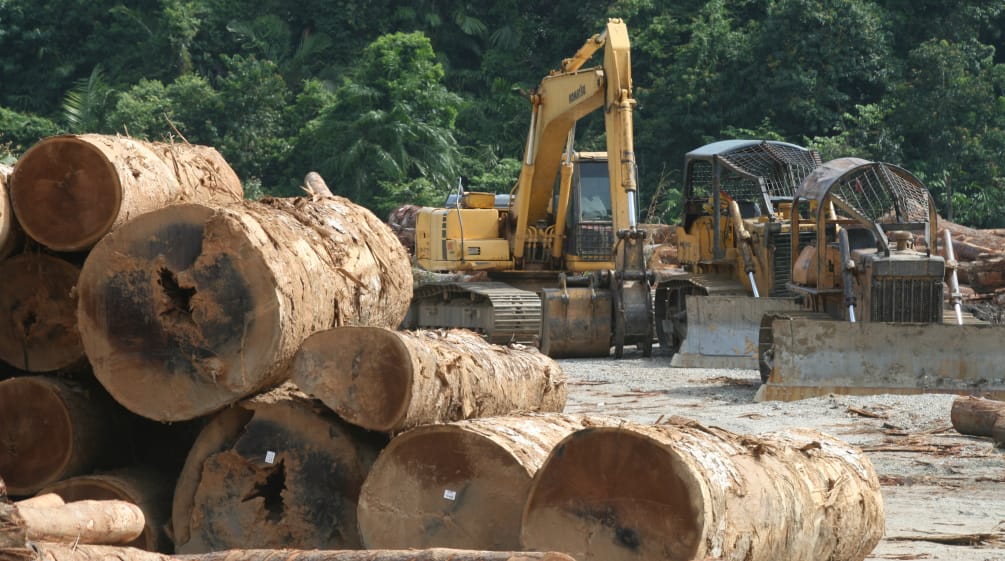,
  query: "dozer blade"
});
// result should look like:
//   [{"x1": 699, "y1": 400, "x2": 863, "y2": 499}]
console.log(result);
[
  {"x1": 670, "y1": 295, "x2": 801, "y2": 369},
  {"x1": 756, "y1": 316, "x2": 1005, "y2": 402}
]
